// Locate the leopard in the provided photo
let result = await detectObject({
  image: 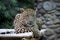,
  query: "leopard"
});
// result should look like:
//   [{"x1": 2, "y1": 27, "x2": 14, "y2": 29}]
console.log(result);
[{"x1": 13, "y1": 8, "x2": 42, "y2": 40}]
